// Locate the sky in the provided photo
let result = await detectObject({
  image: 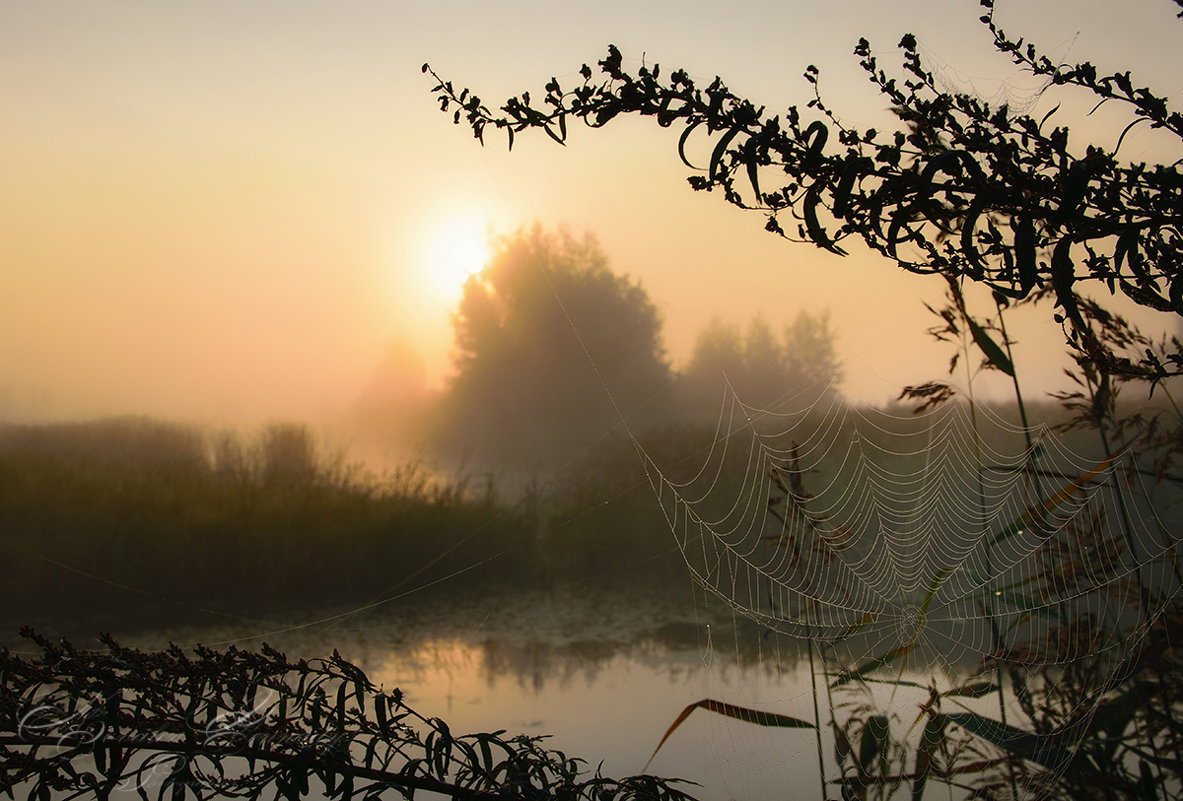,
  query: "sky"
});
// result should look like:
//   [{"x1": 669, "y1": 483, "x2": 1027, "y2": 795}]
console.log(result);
[{"x1": 2, "y1": 0, "x2": 1181, "y2": 427}]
